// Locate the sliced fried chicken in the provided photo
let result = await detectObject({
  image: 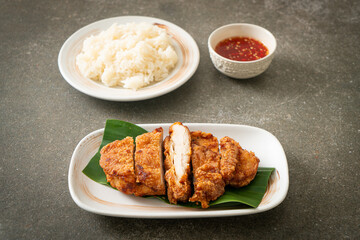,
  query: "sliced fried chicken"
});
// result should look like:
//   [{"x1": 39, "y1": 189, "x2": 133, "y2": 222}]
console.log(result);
[
  {"x1": 134, "y1": 128, "x2": 166, "y2": 196},
  {"x1": 189, "y1": 131, "x2": 225, "y2": 208},
  {"x1": 228, "y1": 147, "x2": 260, "y2": 188},
  {"x1": 220, "y1": 136, "x2": 240, "y2": 184},
  {"x1": 164, "y1": 122, "x2": 192, "y2": 204},
  {"x1": 219, "y1": 136, "x2": 260, "y2": 187},
  {"x1": 99, "y1": 137, "x2": 137, "y2": 194}
]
